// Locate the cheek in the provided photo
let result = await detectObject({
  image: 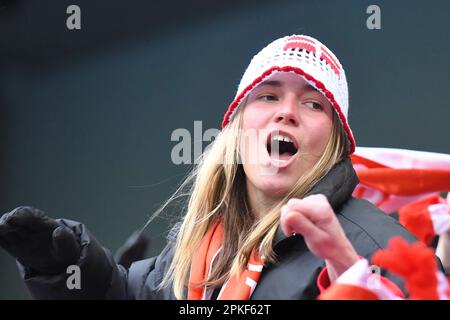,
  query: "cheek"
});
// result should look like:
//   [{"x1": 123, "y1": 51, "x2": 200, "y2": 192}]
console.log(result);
[
  {"x1": 303, "y1": 117, "x2": 333, "y2": 152},
  {"x1": 240, "y1": 105, "x2": 272, "y2": 179},
  {"x1": 240, "y1": 104, "x2": 269, "y2": 162},
  {"x1": 241, "y1": 103, "x2": 270, "y2": 131}
]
